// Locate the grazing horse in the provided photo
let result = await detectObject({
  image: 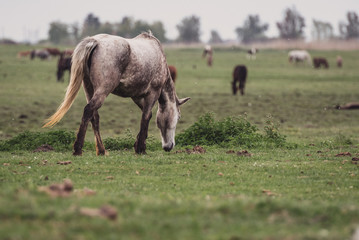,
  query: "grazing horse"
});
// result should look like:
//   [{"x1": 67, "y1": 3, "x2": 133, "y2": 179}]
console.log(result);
[
  {"x1": 232, "y1": 65, "x2": 247, "y2": 95},
  {"x1": 46, "y1": 48, "x2": 61, "y2": 56},
  {"x1": 246, "y1": 48, "x2": 258, "y2": 60},
  {"x1": 168, "y1": 65, "x2": 177, "y2": 83},
  {"x1": 30, "y1": 49, "x2": 50, "y2": 60},
  {"x1": 43, "y1": 33, "x2": 190, "y2": 156},
  {"x1": 313, "y1": 57, "x2": 329, "y2": 69},
  {"x1": 288, "y1": 50, "x2": 311, "y2": 65},
  {"x1": 336, "y1": 56, "x2": 343, "y2": 68},
  {"x1": 202, "y1": 45, "x2": 213, "y2": 66},
  {"x1": 57, "y1": 52, "x2": 72, "y2": 82}
]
